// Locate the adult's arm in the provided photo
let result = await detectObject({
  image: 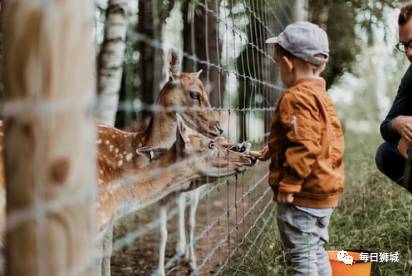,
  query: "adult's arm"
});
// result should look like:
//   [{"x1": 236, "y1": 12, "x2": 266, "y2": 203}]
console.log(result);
[{"x1": 380, "y1": 65, "x2": 412, "y2": 143}]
